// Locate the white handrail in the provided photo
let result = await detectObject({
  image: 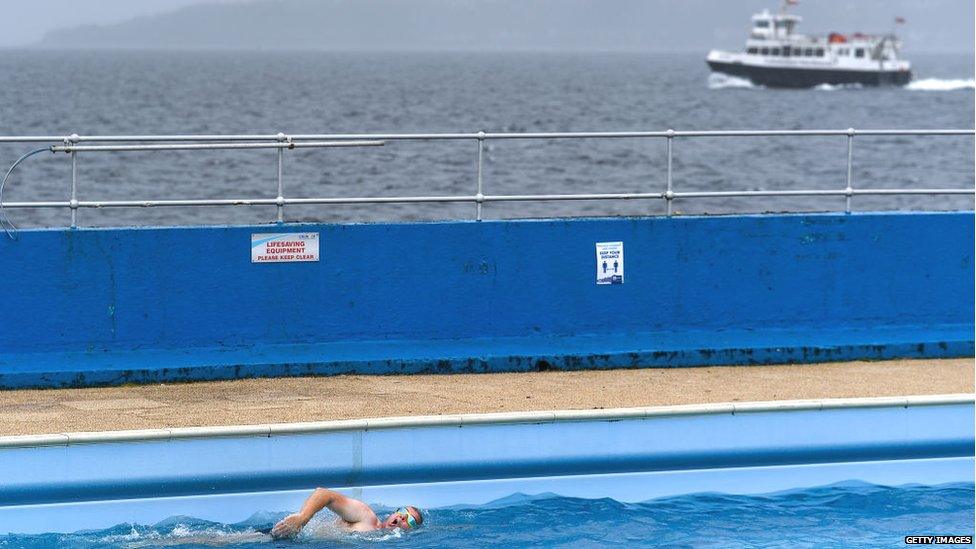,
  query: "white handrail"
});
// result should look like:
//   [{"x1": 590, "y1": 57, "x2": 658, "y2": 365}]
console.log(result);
[{"x1": 0, "y1": 128, "x2": 973, "y2": 228}]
